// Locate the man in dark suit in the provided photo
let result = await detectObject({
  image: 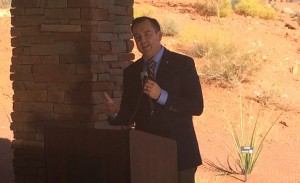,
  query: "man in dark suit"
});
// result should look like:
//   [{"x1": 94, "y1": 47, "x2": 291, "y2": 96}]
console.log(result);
[{"x1": 103, "y1": 16, "x2": 204, "y2": 183}]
